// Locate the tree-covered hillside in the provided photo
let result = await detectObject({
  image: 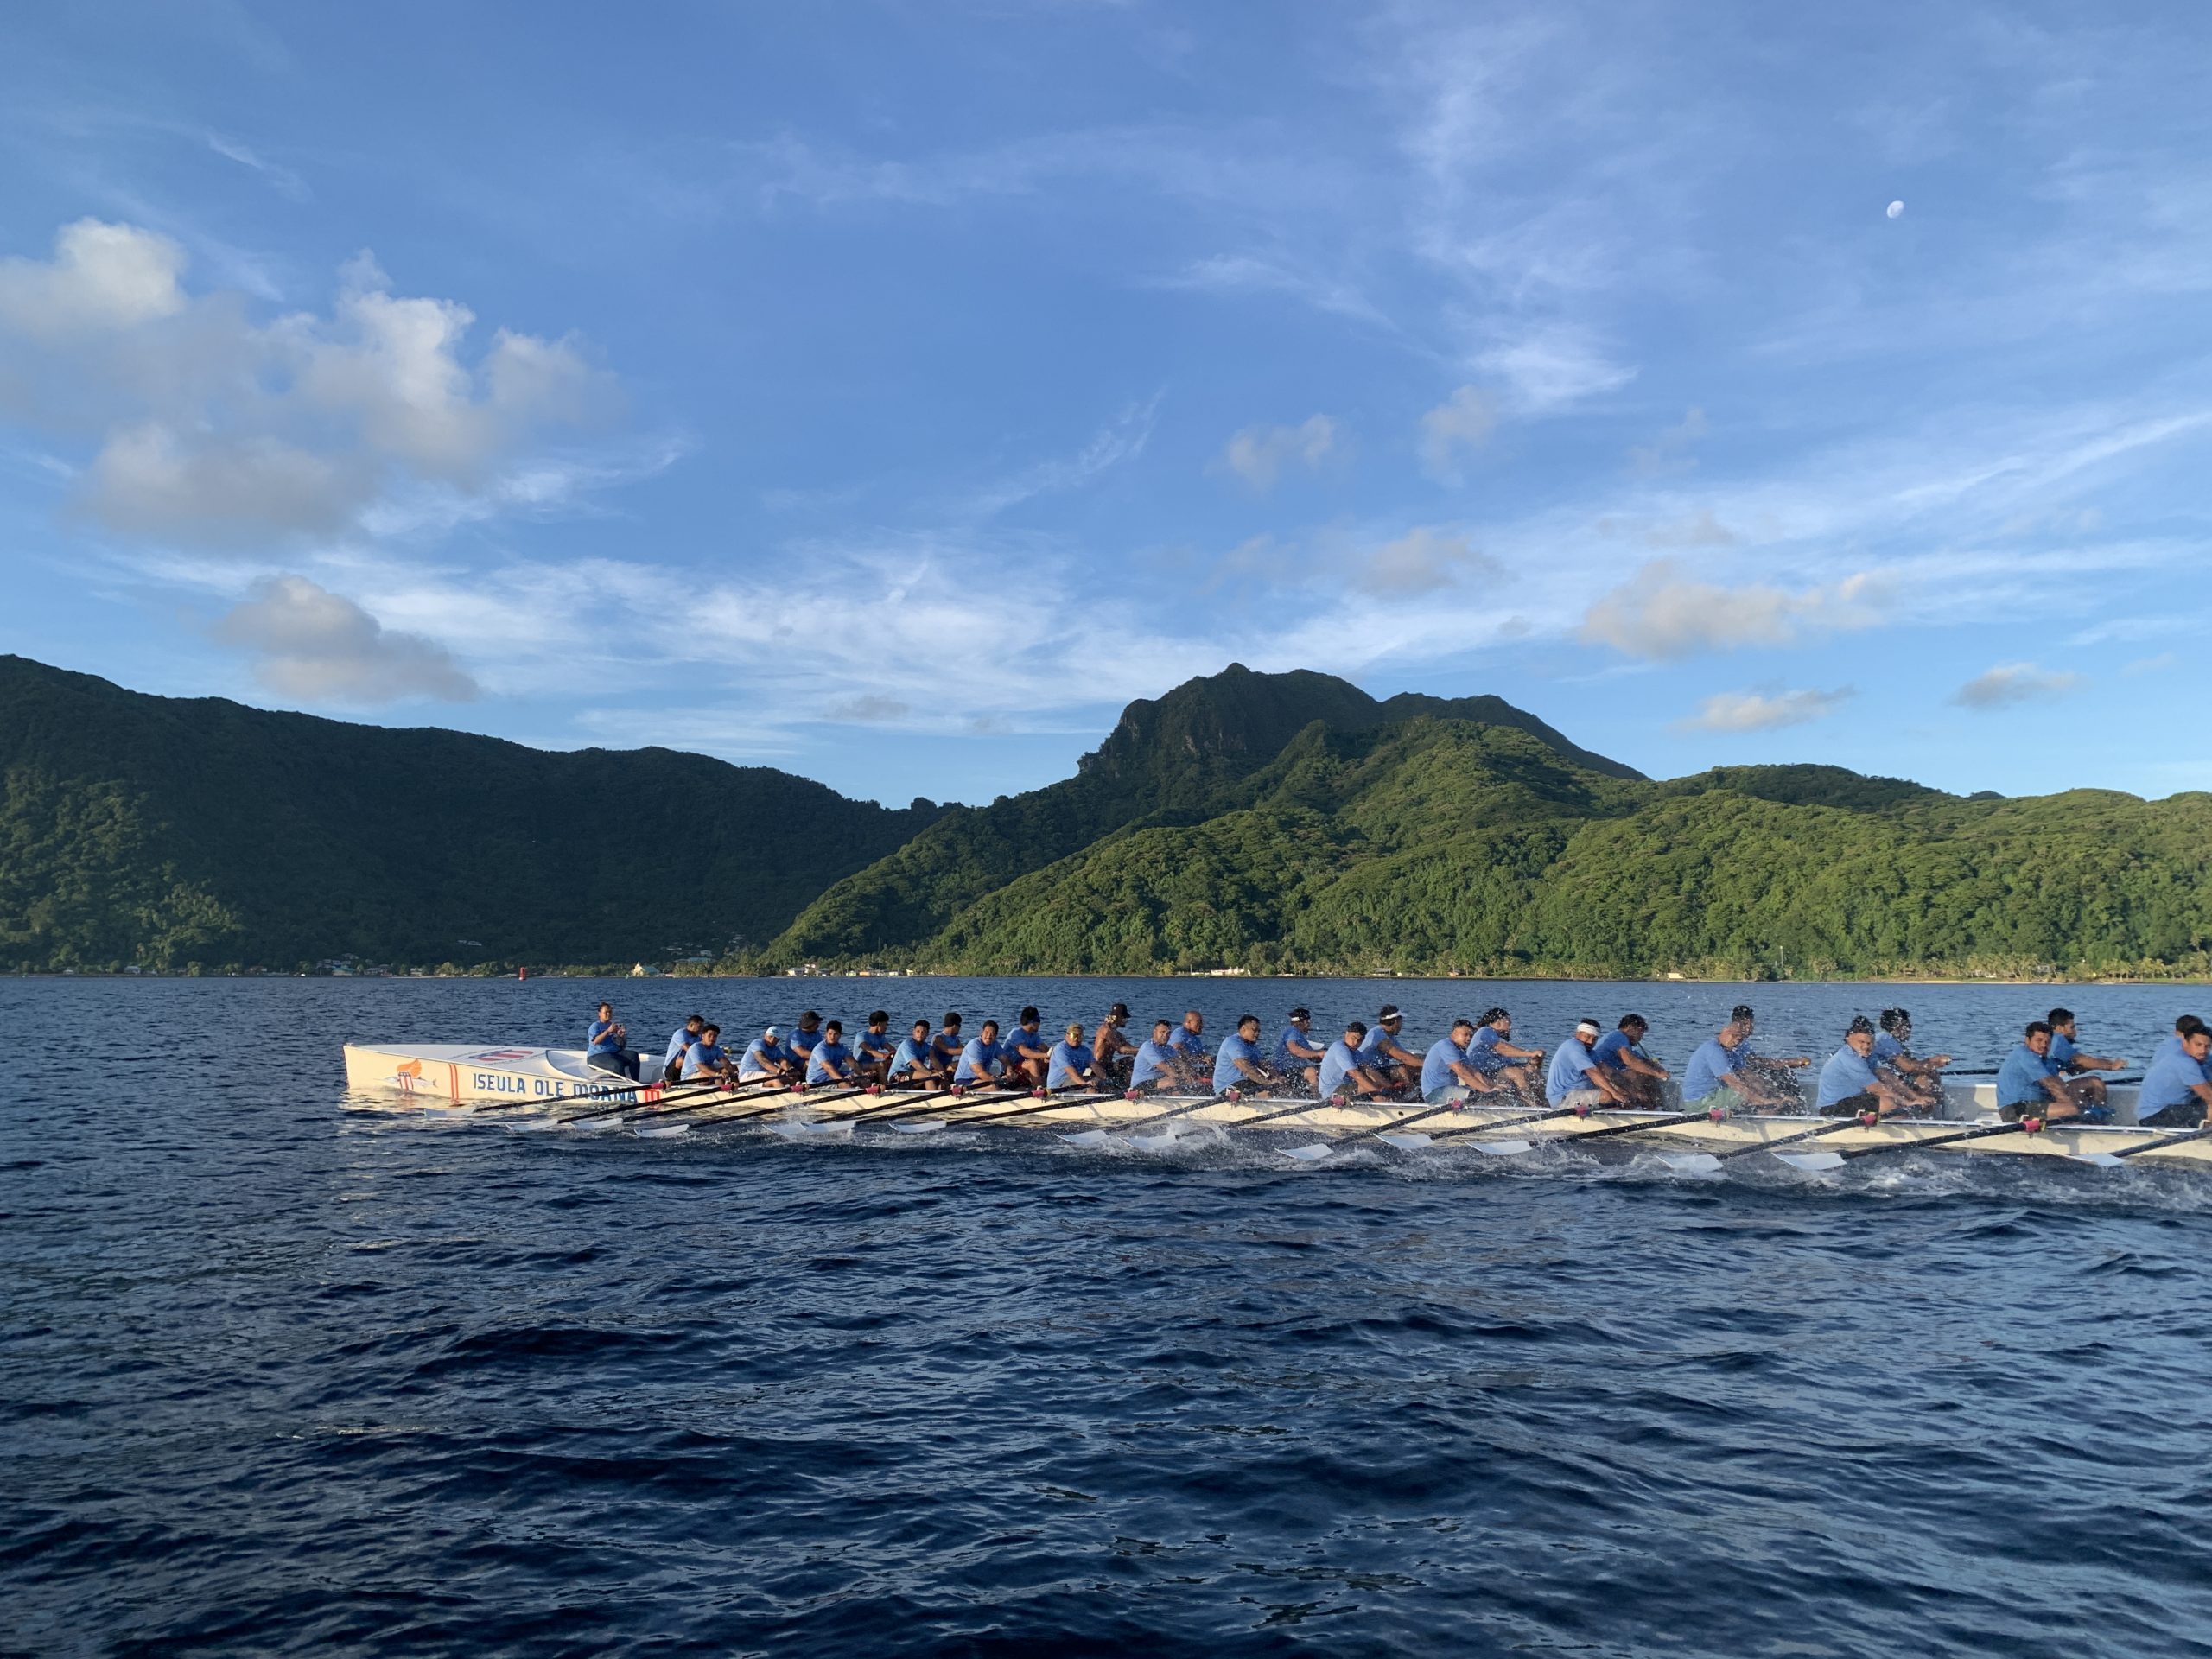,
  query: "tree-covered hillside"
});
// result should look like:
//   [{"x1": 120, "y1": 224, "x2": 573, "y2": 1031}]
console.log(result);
[
  {"x1": 754, "y1": 688, "x2": 2212, "y2": 981},
  {"x1": 0, "y1": 656, "x2": 941, "y2": 971}
]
